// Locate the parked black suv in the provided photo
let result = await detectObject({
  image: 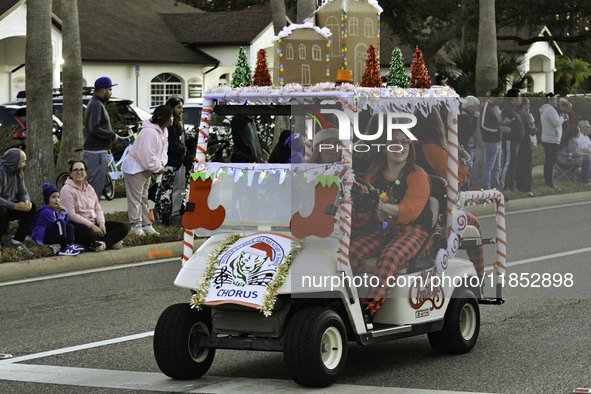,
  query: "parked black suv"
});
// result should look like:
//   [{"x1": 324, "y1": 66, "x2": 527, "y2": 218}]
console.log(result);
[{"x1": 0, "y1": 103, "x2": 63, "y2": 149}]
